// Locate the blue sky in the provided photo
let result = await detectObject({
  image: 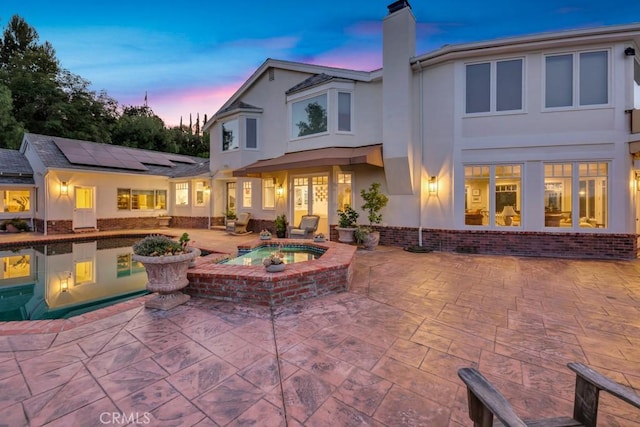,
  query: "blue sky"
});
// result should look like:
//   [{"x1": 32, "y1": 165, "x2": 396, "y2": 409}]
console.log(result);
[{"x1": 1, "y1": 0, "x2": 639, "y2": 126}]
